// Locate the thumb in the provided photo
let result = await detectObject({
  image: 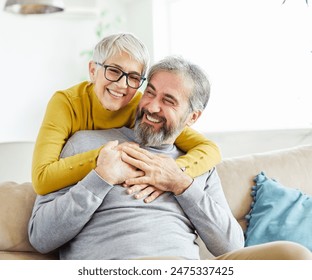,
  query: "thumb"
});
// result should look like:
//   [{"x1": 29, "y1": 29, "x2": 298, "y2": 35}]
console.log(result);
[{"x1": 103, "y1": 140, "x2": 119, "y2": 150}]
